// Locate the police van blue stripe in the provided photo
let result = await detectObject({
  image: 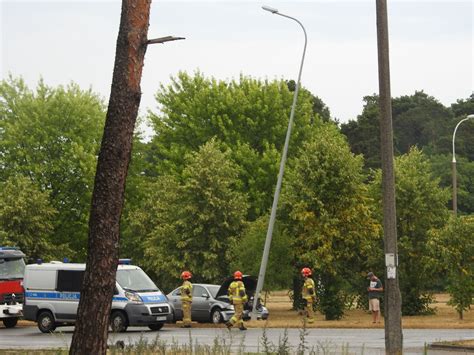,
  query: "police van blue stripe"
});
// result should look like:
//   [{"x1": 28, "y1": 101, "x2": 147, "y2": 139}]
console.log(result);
[{"x1": 25, "y1": 292, "x2": 128, "y2": 302}]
